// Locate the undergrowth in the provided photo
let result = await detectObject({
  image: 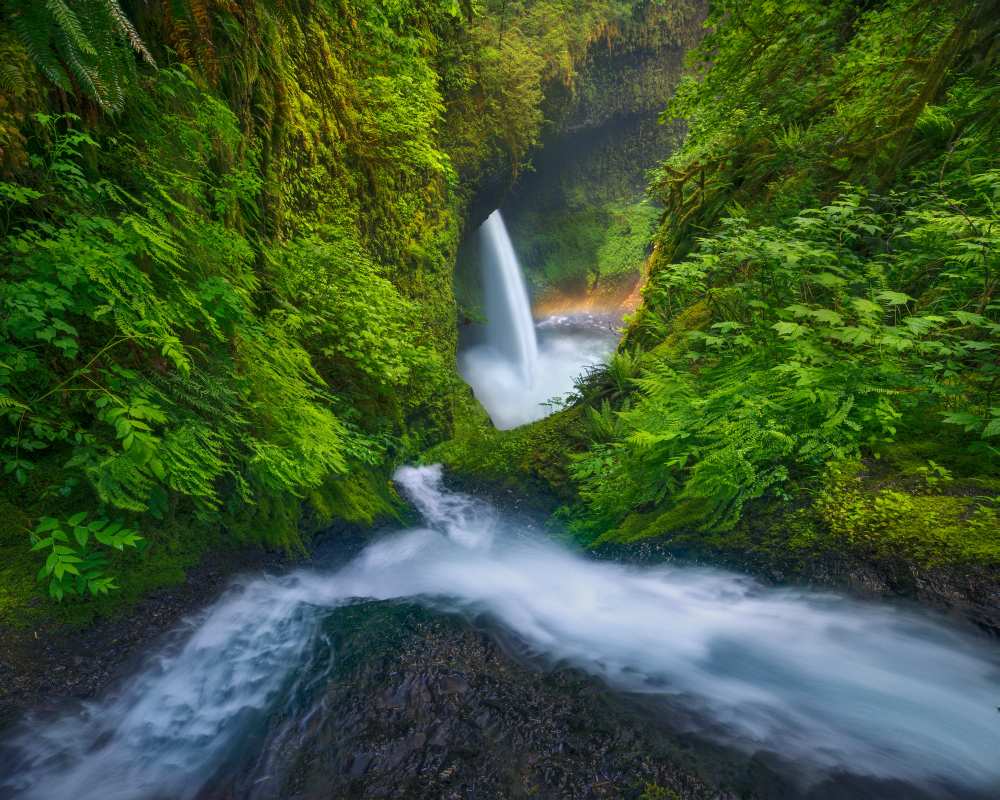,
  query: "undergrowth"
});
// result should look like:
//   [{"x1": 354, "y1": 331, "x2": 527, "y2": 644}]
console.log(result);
[{"x1": 566, "y1": 0, "x2": 1000, "y2": 559}]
